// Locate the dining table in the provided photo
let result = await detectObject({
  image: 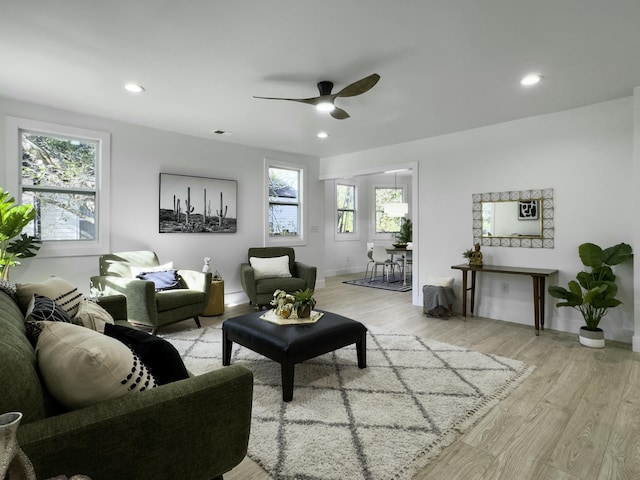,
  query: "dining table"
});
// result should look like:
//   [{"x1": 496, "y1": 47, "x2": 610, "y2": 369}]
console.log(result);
[{"x1": 386, "y1": 246, "x2": 412, "y2": 286}]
